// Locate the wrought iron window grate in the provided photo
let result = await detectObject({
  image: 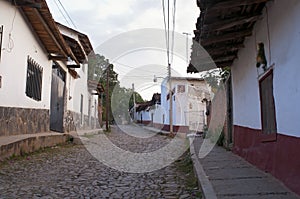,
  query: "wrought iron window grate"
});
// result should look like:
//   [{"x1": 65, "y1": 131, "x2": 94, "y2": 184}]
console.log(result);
[{"x1": 25, "y1": 56, "x2": 43, "y2": 101}]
